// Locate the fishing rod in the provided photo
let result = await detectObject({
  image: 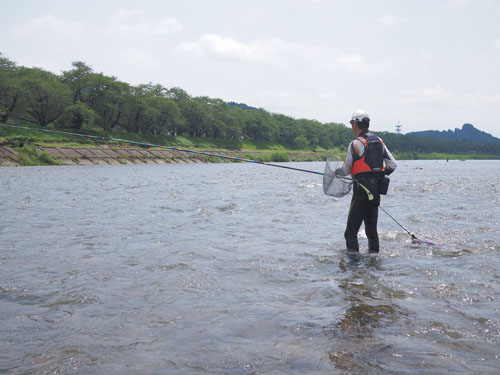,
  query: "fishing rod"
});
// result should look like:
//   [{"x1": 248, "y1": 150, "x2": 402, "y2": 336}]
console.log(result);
[
  {"x1": 0, "y1": 124, "x2": 323, "y2": 176},
  {"x1": 379, "y1": 206, "x2": 434, "y2": 245},
  {"x1": 1, "y1": 123, "x2": 433, "y2": 245}
]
